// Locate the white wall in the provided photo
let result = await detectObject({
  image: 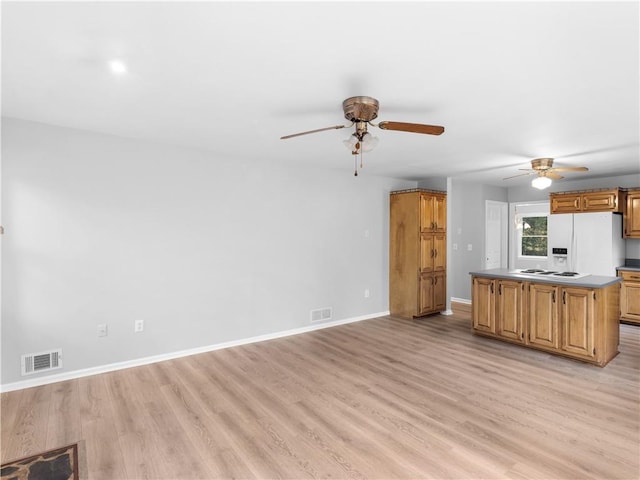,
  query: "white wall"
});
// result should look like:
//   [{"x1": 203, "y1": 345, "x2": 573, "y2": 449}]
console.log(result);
[
  {"x1": 449, "y1": 180, "x2": 508, "y2": 301},
  {"x1": 1, "y1": 118, "x2": 415, "y2": 387}
]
